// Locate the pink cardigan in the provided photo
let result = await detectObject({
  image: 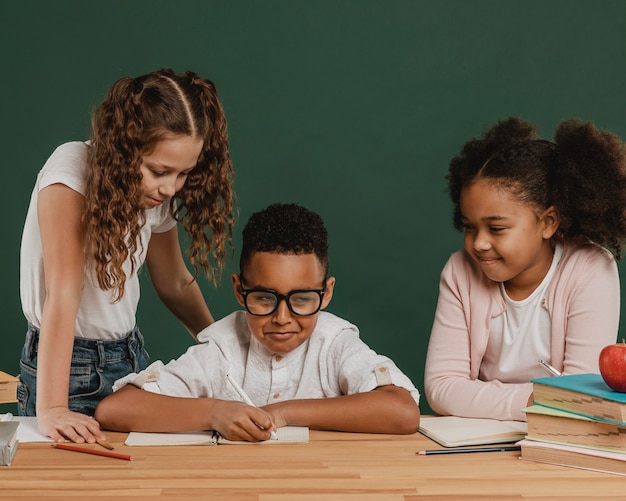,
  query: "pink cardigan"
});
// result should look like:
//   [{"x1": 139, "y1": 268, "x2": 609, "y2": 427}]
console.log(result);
[{"x1": 424, "y1": 241, "x2": 620, "y2": 421}]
